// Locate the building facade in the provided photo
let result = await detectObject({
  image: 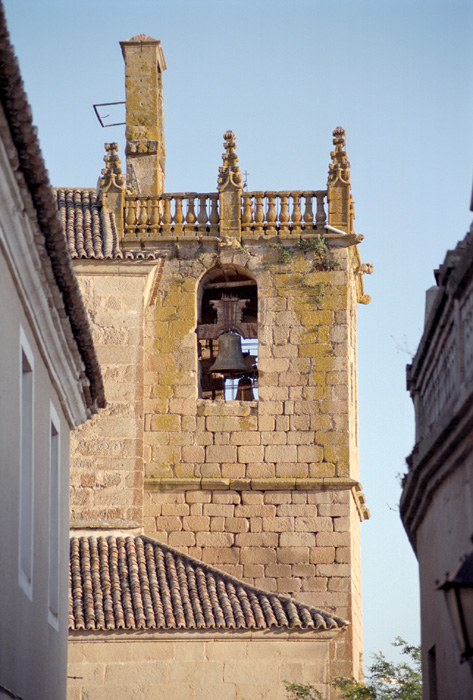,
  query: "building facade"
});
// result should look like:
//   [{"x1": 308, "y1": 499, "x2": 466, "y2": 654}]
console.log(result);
[
  {"x1": 64, "y1": 35, "x2": 371, "y2": 699},
  {"x1": 401, "y1": 214, "x2": 473, "y2": 699},
  {"x1": 0, "y1": 4, "x2": 104, "y2": 699}
]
